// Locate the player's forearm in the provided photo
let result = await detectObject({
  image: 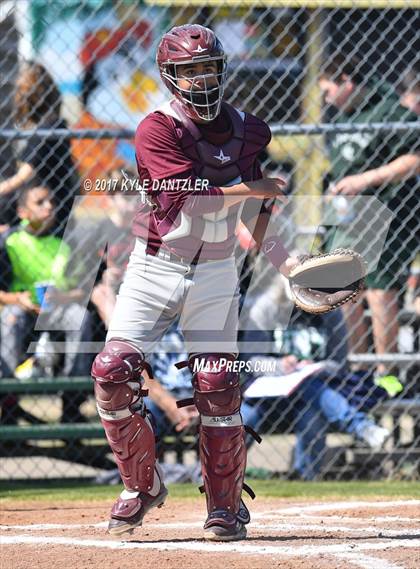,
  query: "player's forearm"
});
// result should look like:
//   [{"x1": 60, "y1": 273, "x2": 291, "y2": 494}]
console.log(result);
[
  {"x1": 161, "y1": 175, "x2": 285, "y2": 215},
  {"x1": 221, "y1": 183, "x2": 263, "y2": 207},
  {"x1": 242, "y1": 211, "x2": 271, "y2": 247},
  {"x1": 181, "y1": 186, "x2": 225, "y2": 215},
  {"x1": 156, "y1": 172, "x2": 225, "y2": 216},
  {"x1": 362, "y1": 153, "x2": 420, "y2": 187},
  {"x1": 178, "y1": 183, "x2": 266, "y2": 214}
]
